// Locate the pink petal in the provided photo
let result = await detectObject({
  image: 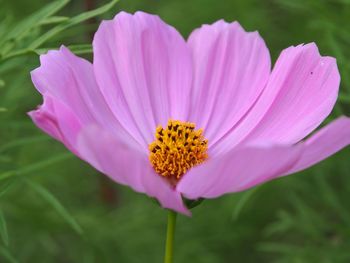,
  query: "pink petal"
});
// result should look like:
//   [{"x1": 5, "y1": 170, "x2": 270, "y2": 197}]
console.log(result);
[
  {"x1": 211, "y1": 43, "x2": 340, "y2": 156},
  {"x1": 31, "y1": 46, "x2": 139, "y2": 149},
  {"x1": 187, "y1": 20, "x2": 270, "y2": 146},
  {"x1": 77, "y1": 125, "x2": 190, "y2": 215},
  {"x1": 28, "y1": 95, "x2": 82, "y2": 155},
  {"x1": 177, "y1": 143, "x2": 302, "y2": 199},
  {"x1": 32, "y1": 47, "x2": 95, "y2": 125},
  {"x1": 245, "y1": 43, "x2": 340, "y2": 144},
  {"x1": 284, "y1": 116, "x2": 350, "y2": 175},
  {"x1": 28, "y1": 96, "x2": 64, "y2": 142},
  {"x1": 178, "y1": 117, "x2": 350, "y2": 199},
  {"x1": 92, "y1": 11, "x2": 192, "y2": 147}
]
